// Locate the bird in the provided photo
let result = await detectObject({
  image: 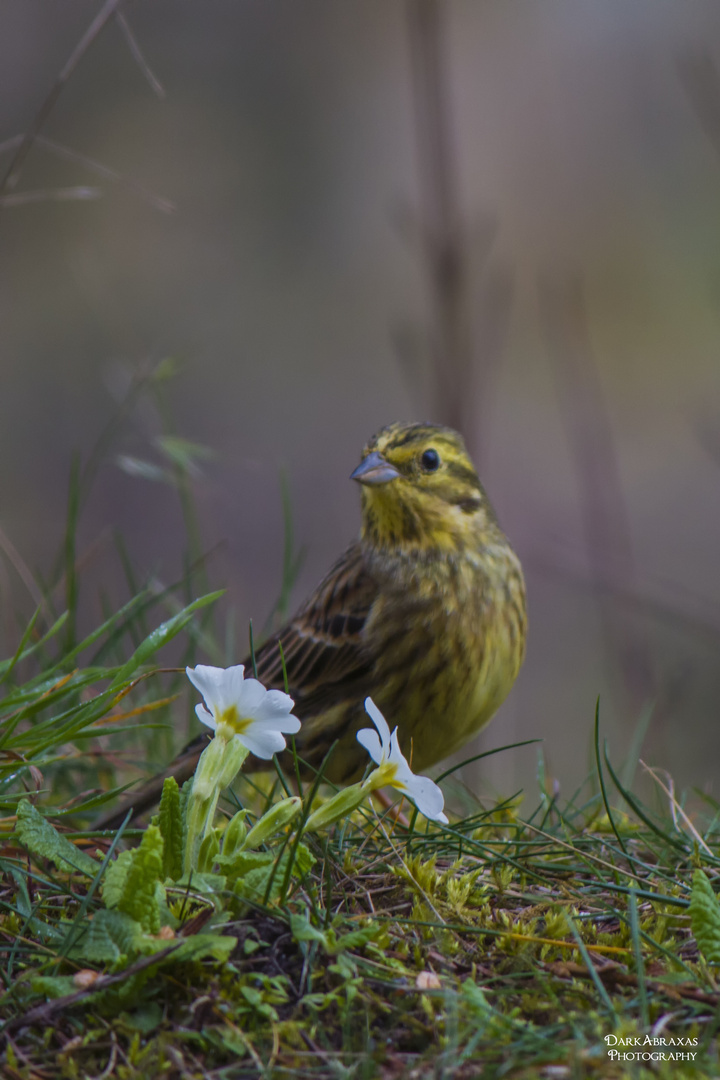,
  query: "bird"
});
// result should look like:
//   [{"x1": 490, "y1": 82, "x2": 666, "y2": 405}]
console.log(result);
[{"x1": 97, "y1": 421, "x2": 526, "y2": 828}]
